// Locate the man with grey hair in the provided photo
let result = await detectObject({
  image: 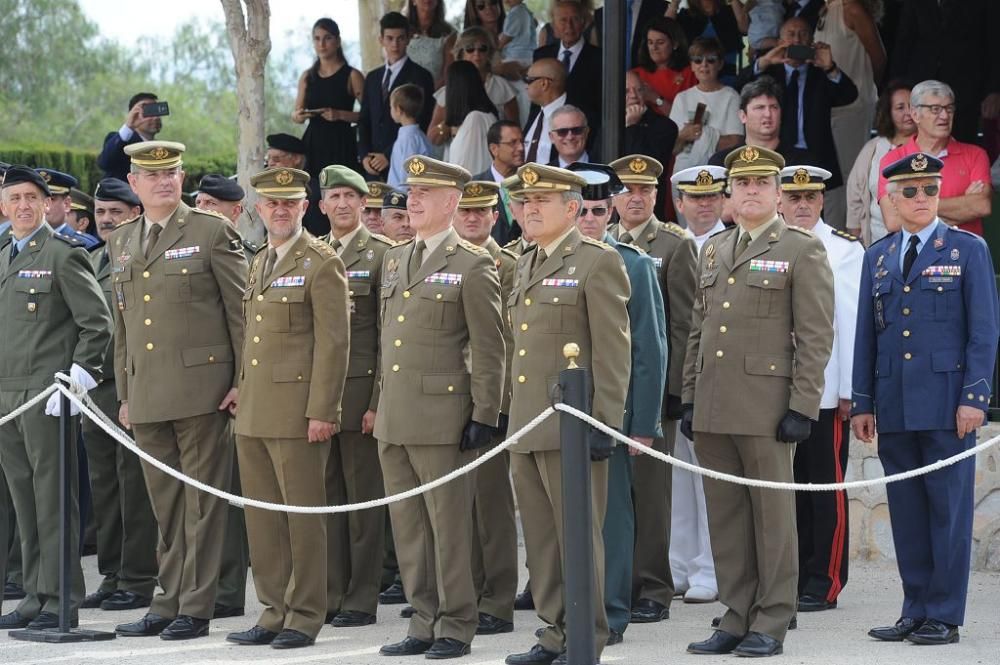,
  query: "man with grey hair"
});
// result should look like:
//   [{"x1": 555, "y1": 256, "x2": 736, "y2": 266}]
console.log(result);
[
  {"x1": 877, "y1": 80, "x2": 992, "y2": 238},
  {"x1": 547, "y1": 105, "x2": 594, "y2": 167}
]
